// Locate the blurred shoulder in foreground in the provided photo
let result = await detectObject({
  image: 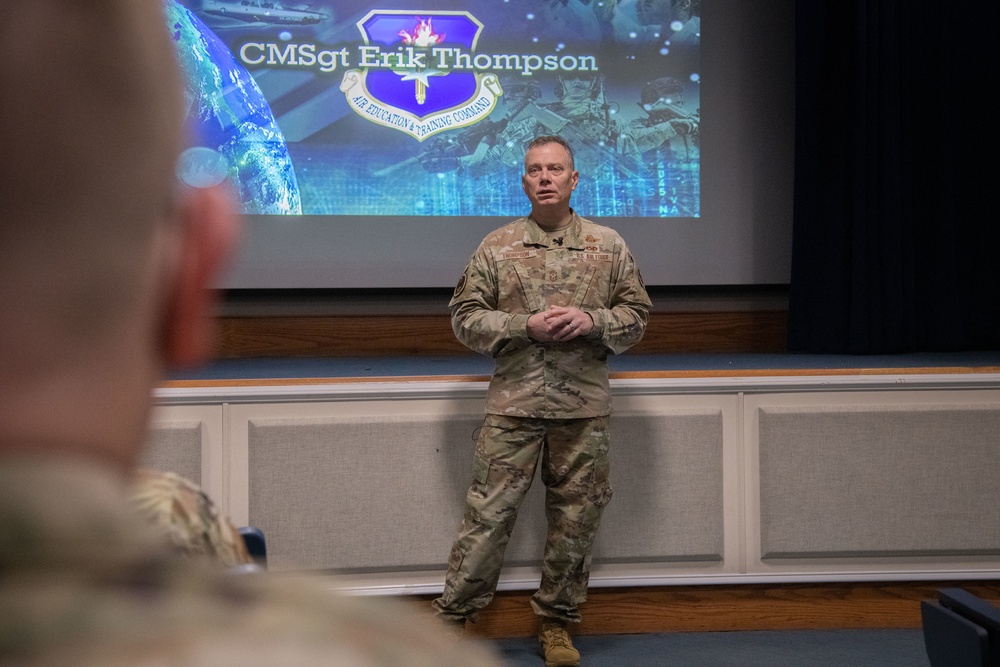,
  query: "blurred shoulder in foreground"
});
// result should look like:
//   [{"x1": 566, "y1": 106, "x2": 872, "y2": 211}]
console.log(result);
[{"x1": 130, "y1": 468, "x2": 253, "y2": 568}]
